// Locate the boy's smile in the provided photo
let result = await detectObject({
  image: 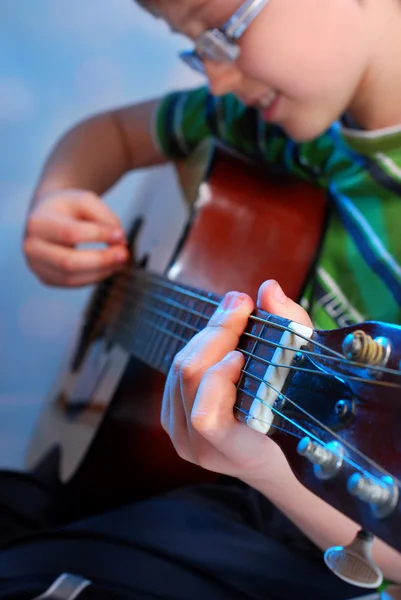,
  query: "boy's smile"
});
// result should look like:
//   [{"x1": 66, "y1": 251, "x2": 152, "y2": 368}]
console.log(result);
[{"x1": 144, "y1": 0, "x2": 401, "y2": 137}]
